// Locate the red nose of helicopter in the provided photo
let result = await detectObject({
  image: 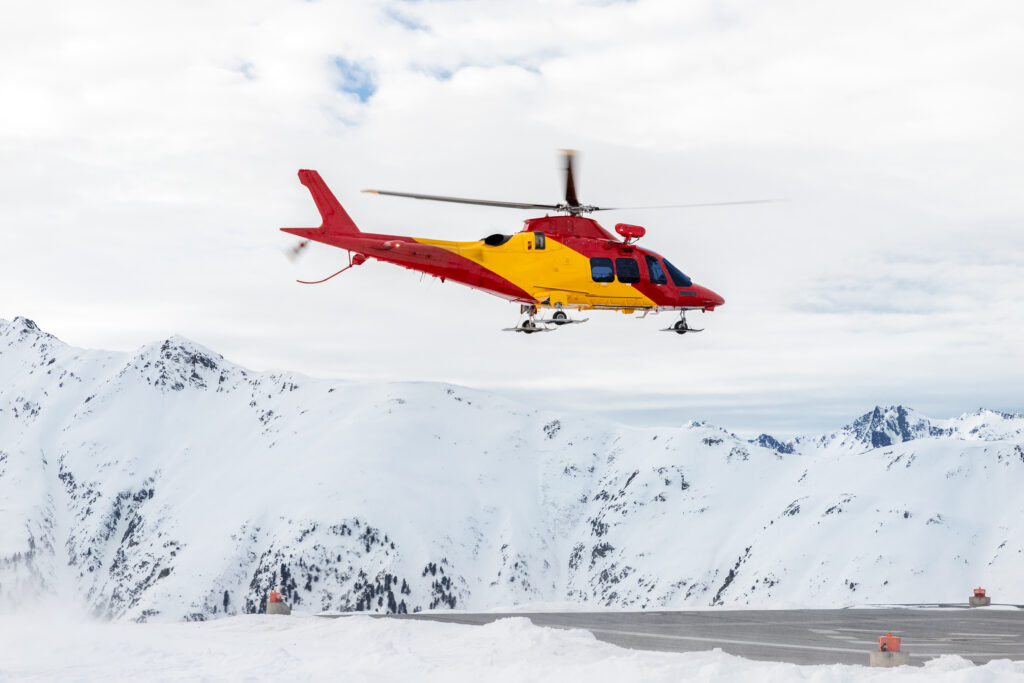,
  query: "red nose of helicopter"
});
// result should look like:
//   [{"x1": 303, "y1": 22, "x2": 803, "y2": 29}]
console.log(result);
[{"x1": 696, "y1": 285, "x2": 725, "y2": 310}]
